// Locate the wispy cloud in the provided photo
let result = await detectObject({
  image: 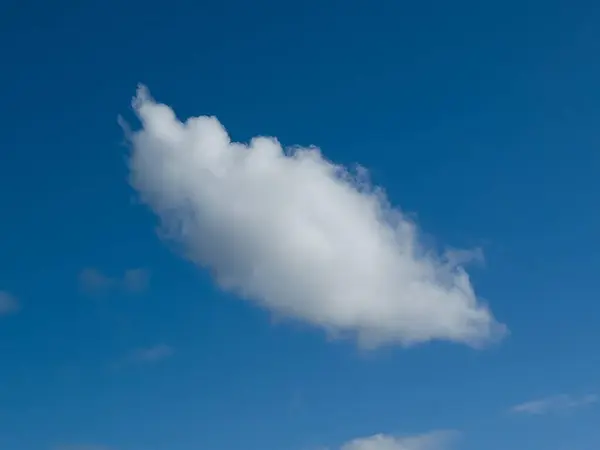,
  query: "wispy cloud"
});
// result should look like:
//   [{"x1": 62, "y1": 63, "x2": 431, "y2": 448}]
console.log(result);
[
  {"x1": 79, "y1": 268, "x2": 150, "y2": 295},
  {"x1": 129, "y1": 344, "x2": 174, "y2": 364},
  {"x1": 340, "y1": 431, "x2": 458, "y2": 450},
  {"x1": 0, "y1": 291, "x2": 20, "y2": 315},
  {"x1": 511, "y1": 394, "x2": 598, "y2": 415},
  {"x1": 124, "y1": 85, "x2": 506, "y2": 349}
]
